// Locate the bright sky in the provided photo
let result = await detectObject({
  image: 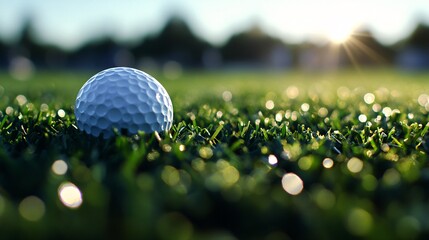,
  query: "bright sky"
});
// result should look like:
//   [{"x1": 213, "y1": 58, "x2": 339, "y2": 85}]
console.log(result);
[{"x1": 0, "y1": 0, "x2": 428, "y2": 50}]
